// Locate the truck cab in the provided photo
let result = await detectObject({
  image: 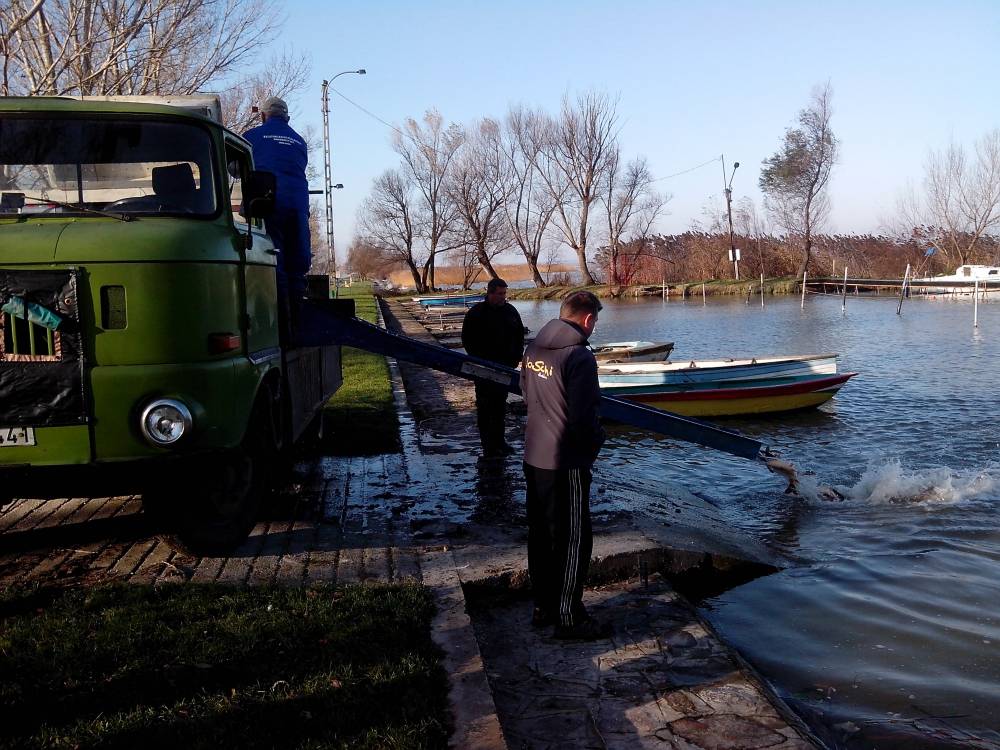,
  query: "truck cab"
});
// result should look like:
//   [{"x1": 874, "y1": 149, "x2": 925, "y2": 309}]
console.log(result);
[{"x1": 0, "y1": 96, "x2": 343, "y2": 554}]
